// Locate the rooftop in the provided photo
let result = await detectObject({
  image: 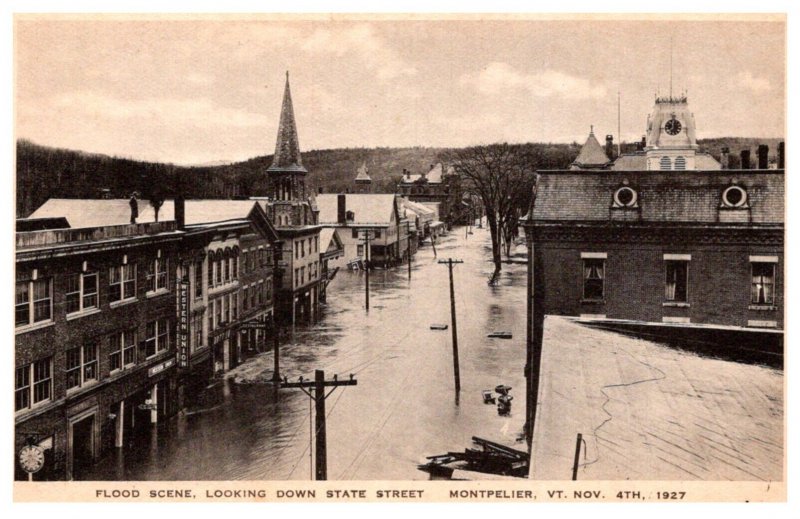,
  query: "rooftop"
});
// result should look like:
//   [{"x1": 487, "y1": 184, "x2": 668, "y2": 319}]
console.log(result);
[
  {"x1": 316, "y1": 194, "x2": 397, "y2": 225},
  {"x1": 529, "y1": 169, "x2": 784, "y2": 225}
]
